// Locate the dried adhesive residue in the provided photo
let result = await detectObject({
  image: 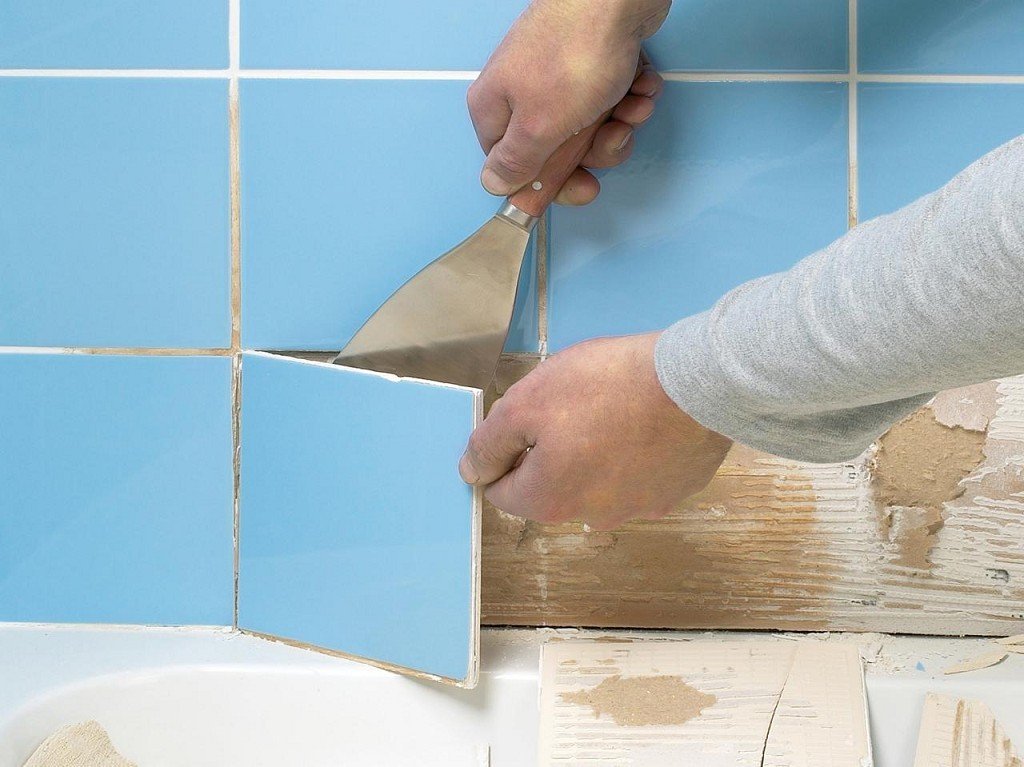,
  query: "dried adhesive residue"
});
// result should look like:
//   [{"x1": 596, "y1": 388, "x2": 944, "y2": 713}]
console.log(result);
[
  {"x1": 560, "y1": 675, "x2": 716, "y2": 727},
  {"x1": 872, "y1": 408, "x2": 987, "y2": 570},
  {"x1": 873, "y1": 409, "x2": 987, "y2": 511}
]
